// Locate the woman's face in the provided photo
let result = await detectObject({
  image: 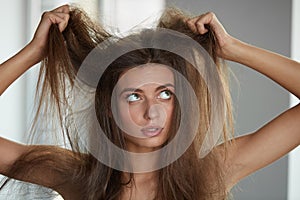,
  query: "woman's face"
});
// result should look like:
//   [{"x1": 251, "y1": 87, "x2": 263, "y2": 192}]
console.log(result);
[{"x1": 114, "y1": 63, "x2": 175, "y2": 153}]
